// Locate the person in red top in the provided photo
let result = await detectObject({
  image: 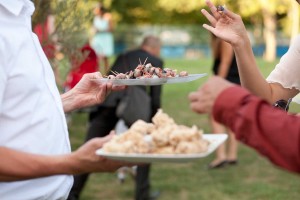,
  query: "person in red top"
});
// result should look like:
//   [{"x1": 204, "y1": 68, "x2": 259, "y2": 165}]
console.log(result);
[
  {"x1": 64, "y1": 44, "x2": 99, "y2": 91},
  {"x1": 189, "y1": 76, "x2": 300, "y2": 173}
]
